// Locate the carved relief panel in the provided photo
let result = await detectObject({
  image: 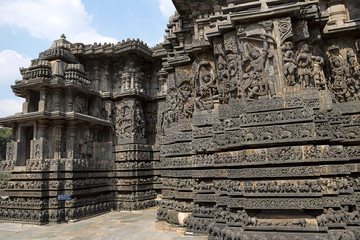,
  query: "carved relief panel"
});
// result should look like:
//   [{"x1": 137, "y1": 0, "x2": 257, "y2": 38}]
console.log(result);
[
  {"x1": 326, "y1": 40, "x2": 360, "y2": 103},
  {"x1": 214, "y1": 20, "x2": 279, "y2": 103},
  {"x1": 115, "y1": 98, "x2": 145, "y2": 144}
]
